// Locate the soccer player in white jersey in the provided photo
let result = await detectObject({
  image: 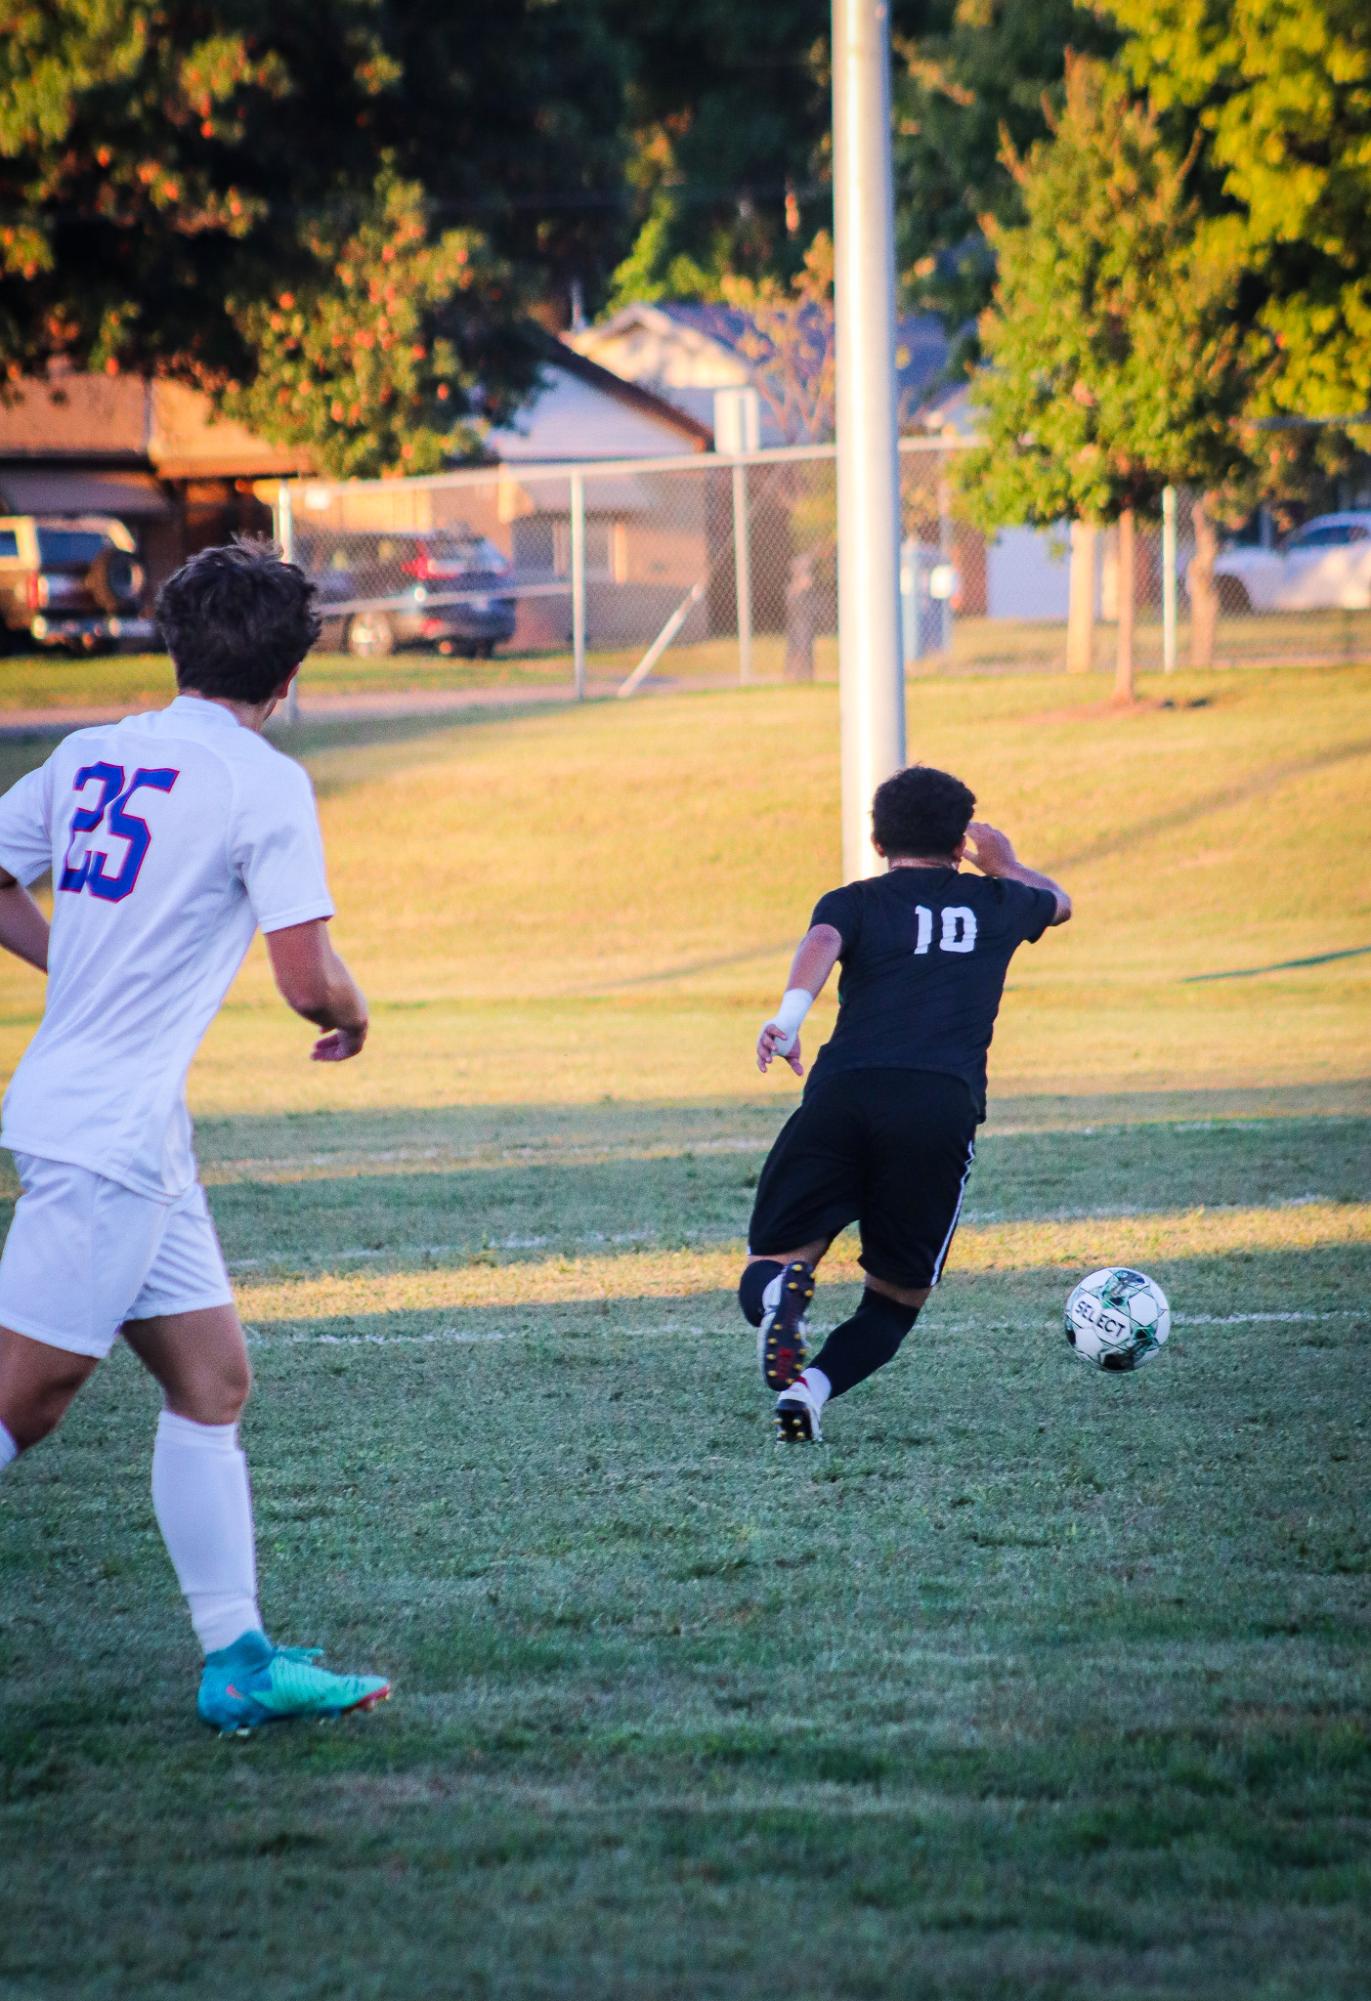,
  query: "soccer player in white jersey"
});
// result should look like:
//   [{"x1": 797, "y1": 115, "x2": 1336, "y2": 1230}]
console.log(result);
[{"x1": 0, "y1": 542, "x2": 389, "y2": 1733}]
